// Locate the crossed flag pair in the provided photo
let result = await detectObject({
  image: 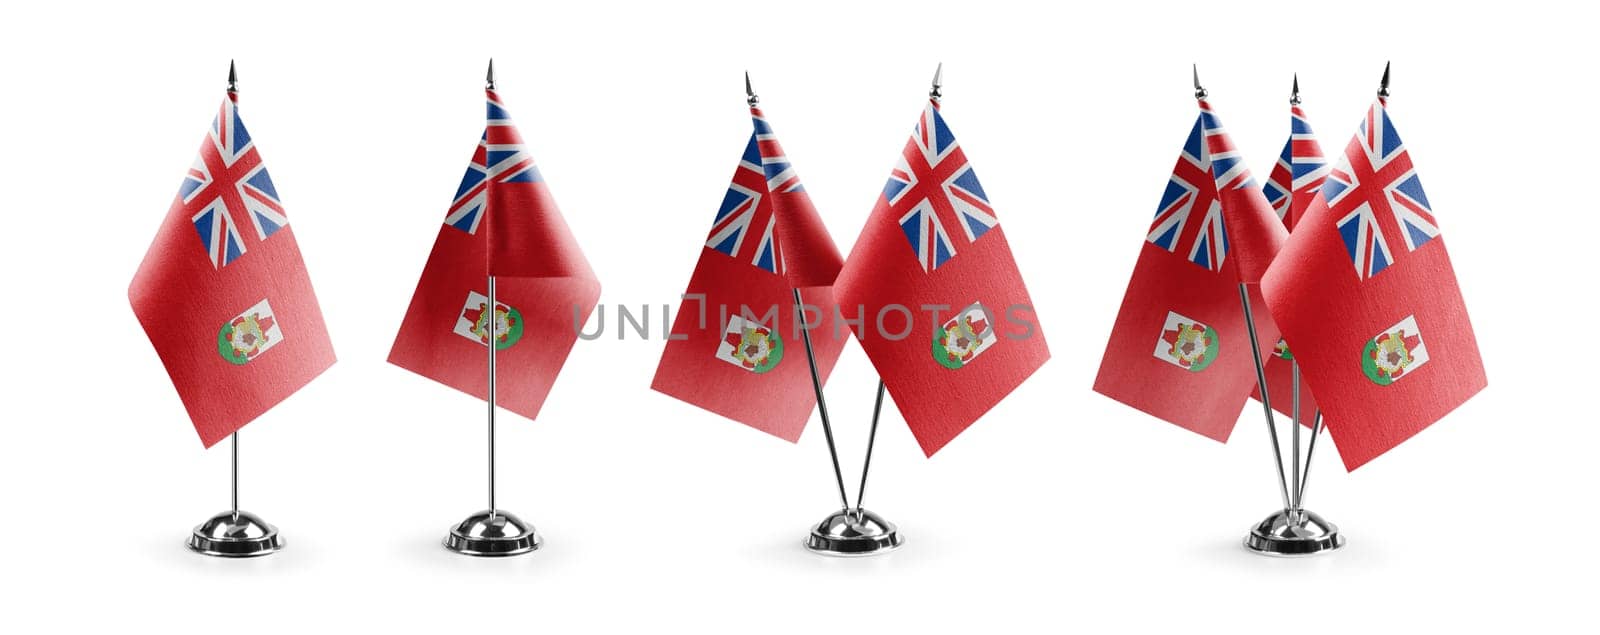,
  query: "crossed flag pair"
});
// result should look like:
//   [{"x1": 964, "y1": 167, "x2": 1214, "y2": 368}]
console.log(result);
[{"x1": 651, "y1": 74, "x2": 1050, "y2": 456}]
